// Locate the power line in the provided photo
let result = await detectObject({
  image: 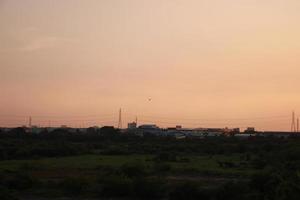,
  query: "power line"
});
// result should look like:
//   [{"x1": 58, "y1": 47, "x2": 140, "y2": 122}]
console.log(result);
[
  {"x1": 0, "y1": 113, "x2": 291, "y2": 121},
  {"x1": 137, "y1": 115, "x2": 289, "y2": 122},
  {"x1": 0, "y1": 114, "x2": 116, "y2": 119},
  {"x1": 126, "y1": 114, "x2": 290, "y2": 122},
  {"x1": 137, "y1": 119, "x2": 290, "y2": 128},
  {"x1": 0, "y1": 111, "x2": 294, "y2": 131}
]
